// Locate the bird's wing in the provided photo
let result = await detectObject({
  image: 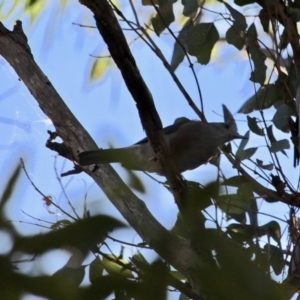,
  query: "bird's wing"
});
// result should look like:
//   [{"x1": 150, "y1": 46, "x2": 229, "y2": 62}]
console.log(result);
[{"x1": 135, "y1": 117, "x2": 191, "y2": 145}]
